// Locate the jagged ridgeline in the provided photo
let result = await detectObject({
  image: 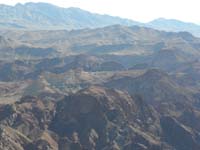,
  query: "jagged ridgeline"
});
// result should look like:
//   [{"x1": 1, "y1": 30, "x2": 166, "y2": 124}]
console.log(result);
[{"x1": 0, "y1": 2, "x2": 200, "y2": 36}]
